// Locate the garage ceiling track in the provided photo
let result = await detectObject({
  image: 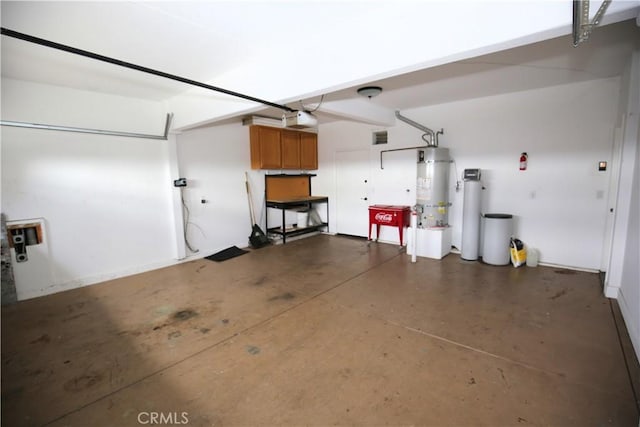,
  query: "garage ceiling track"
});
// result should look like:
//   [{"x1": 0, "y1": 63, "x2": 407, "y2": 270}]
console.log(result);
[
  {"x1": 1, "y1": 2, "x2": 639, "y2": 130},
  {"x1": 0, "y1": 27, "x2": 295, "y2": 113}
]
